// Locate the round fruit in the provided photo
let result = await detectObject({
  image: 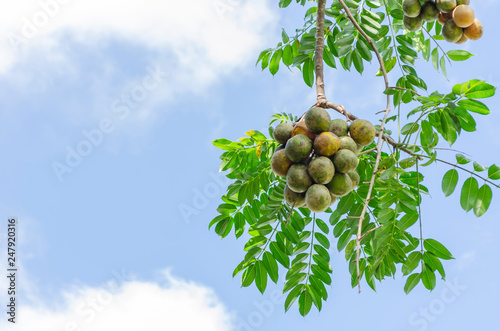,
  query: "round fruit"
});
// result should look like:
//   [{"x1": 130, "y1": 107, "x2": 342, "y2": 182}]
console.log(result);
[
  {"x1": 456, "y1": 0, "x2": 469, "y2": 4},
  {"x1": 339, "y1": 136, "x2": 357, "y2": 153},
  {"x1": 455, "y1": 33, "x2": 468, "y2": 44},
  {"x1": 349, "y1": 119, "x2": 376, "y2": 146},
  {"x1": 402, "y1": 0, "x2": 422, "y2": 18},
  {"x1": 327, "y1": 173, "x2": 353, "y2": 197},
  {"x1": 438, "y1": 11, "x2": 453, "y2": 25},
  {"x1": 464, "y1": 18, "x2": 483, "y2": 40},
  {"x1": 285, "y1": 134, "x2": 312, "y2": 163},
  {"x1": 286, "y1": 164, "x2": 313, "y2": 193},
  {"x1": 404, "y1": 15, "x2": 423, "y2": 32},
  {"x1": 332, "y1": 149, "x2": 359, "y2": 173},
  {"x1": 271, "y1": 149, "x2": 293, "y2": 177},
  {"x1": 292, "y1": 121, "x2": 316, "y2": 140},
  {"x1": 329, "y1": 119, "x2": 349, "y2": 137},
  {"x1": 275, "y1": 144, "x2": 285, "y2": 152},
  {"x1": 347, "y1": 170, "x2": 360, "y2": 189},
  {"x1": 421, "y1": 1, "x2": 440, "y2": 22},
  {"x1": 452, "y1": 5, "x2": 474, "y2": 28},
  {"x1": 308, "y1": 156, "x2": 335, "y2": 184},
  {"x1": 284, "y1": 185, "x2": 306, "y2": 207},
  {"x1": 442, "y1": 20, "x2": 463, "y2": 42},
  {"x1": 305, "y1": 107, "x2": 331, "y2": 133},
  {"x1": 329, "y1": 192, "x2": 337, "y2": 206},
  {"x1": 314, "y1": 132, "x2": 341, "y2": 157},
  {"x1": 305, "y1": 184, "x2": 331, "y2": 213},
  {"x1": 273, "y1": 123, "x2": 293, "y2": 145},
  {"x1": 436, "y1": 0, "x2": 457, "y2": 13}
]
